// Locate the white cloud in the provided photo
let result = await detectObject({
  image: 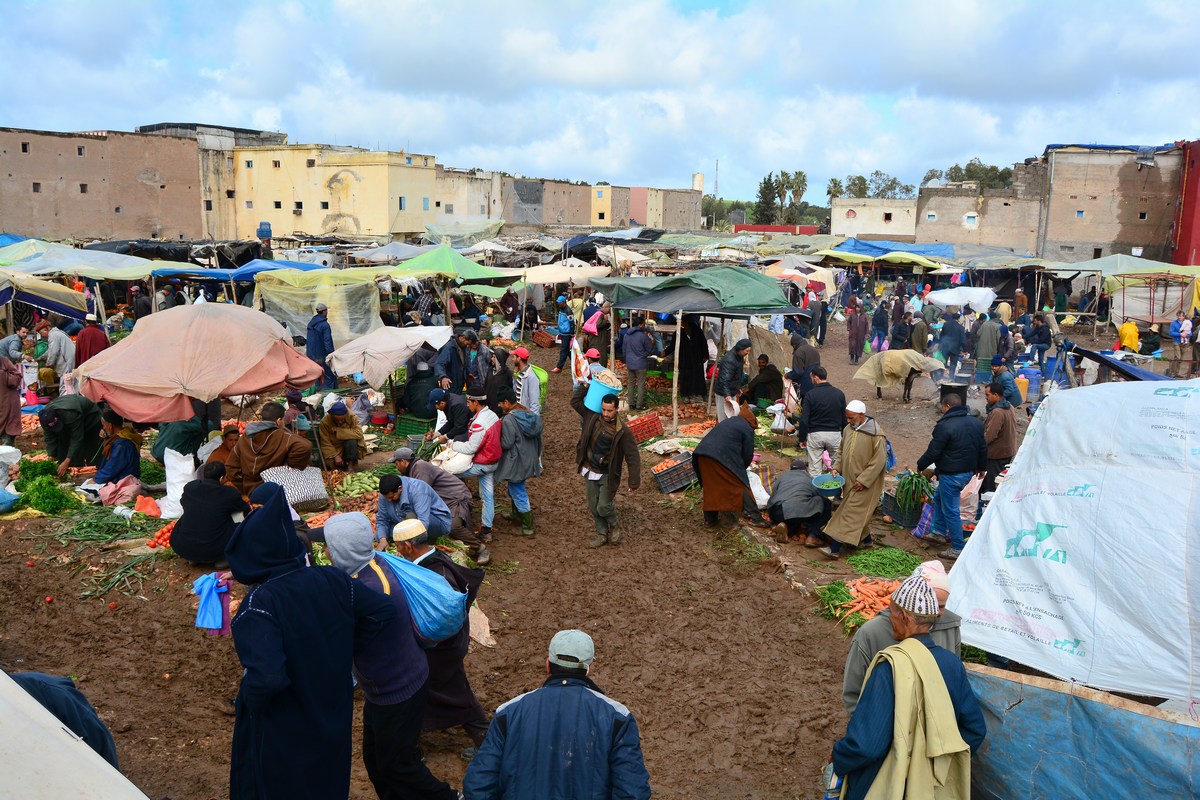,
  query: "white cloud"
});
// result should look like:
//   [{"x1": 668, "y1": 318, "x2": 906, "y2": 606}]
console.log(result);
[{"x1": 0, "y1": 0, "x2": 1194, "y2": 203}]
